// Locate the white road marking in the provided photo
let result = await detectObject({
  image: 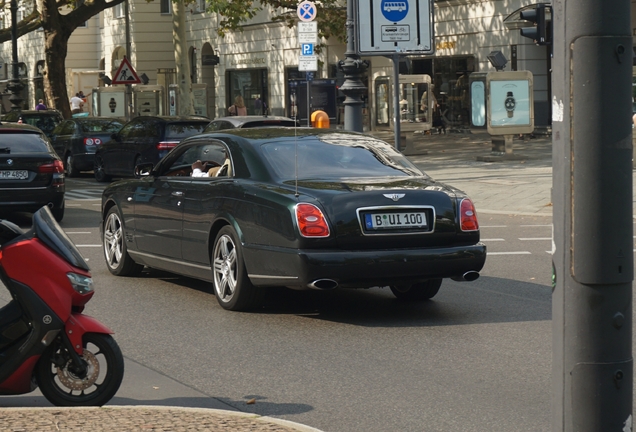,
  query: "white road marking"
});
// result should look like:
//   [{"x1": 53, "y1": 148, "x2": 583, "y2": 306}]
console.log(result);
[
  {"x1": 487, "y1": 251, "x2": 532, "y2": 256},
  {"x1": 480, "y1": 225, "x2": 508, "y2": 228},
  {"x1": 520, "y1": 224, "x2": 552, "y2": 227},
  {"x1": 481, "y1": 238, "x2": 505, "y2": 242},
  {"x1": 519, "y1": 237, "x2": 551, "y2": 241}
]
